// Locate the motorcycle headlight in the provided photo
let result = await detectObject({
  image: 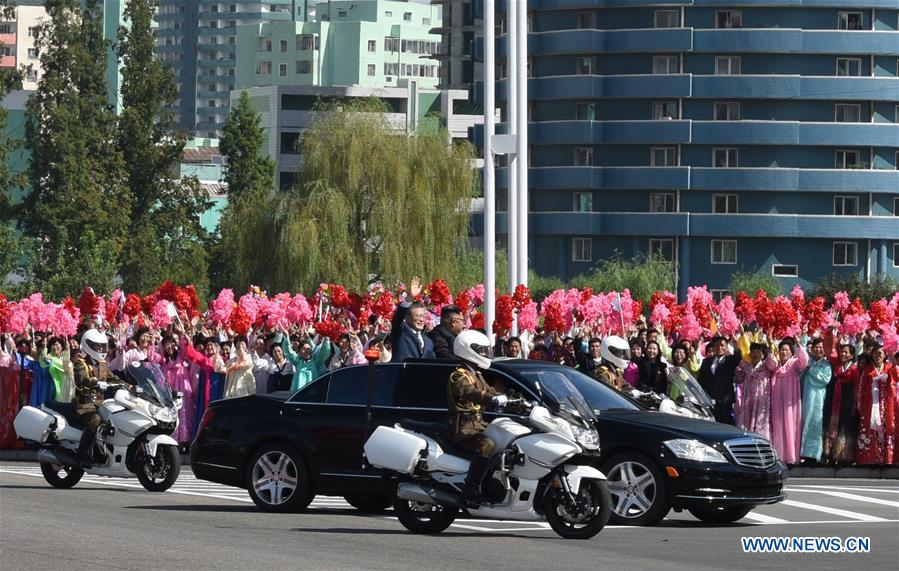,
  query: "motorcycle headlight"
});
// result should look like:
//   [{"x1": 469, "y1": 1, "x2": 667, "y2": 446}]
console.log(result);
[
  {"x1": 148, "y1": 403, "x2": 176, "y2": 424},
  {"x1": 571, "y1": 424, "x2": 600, "y2": 451},
  {"x1": 663, "y1": 439, "x2": 728, "y2": 464}
]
